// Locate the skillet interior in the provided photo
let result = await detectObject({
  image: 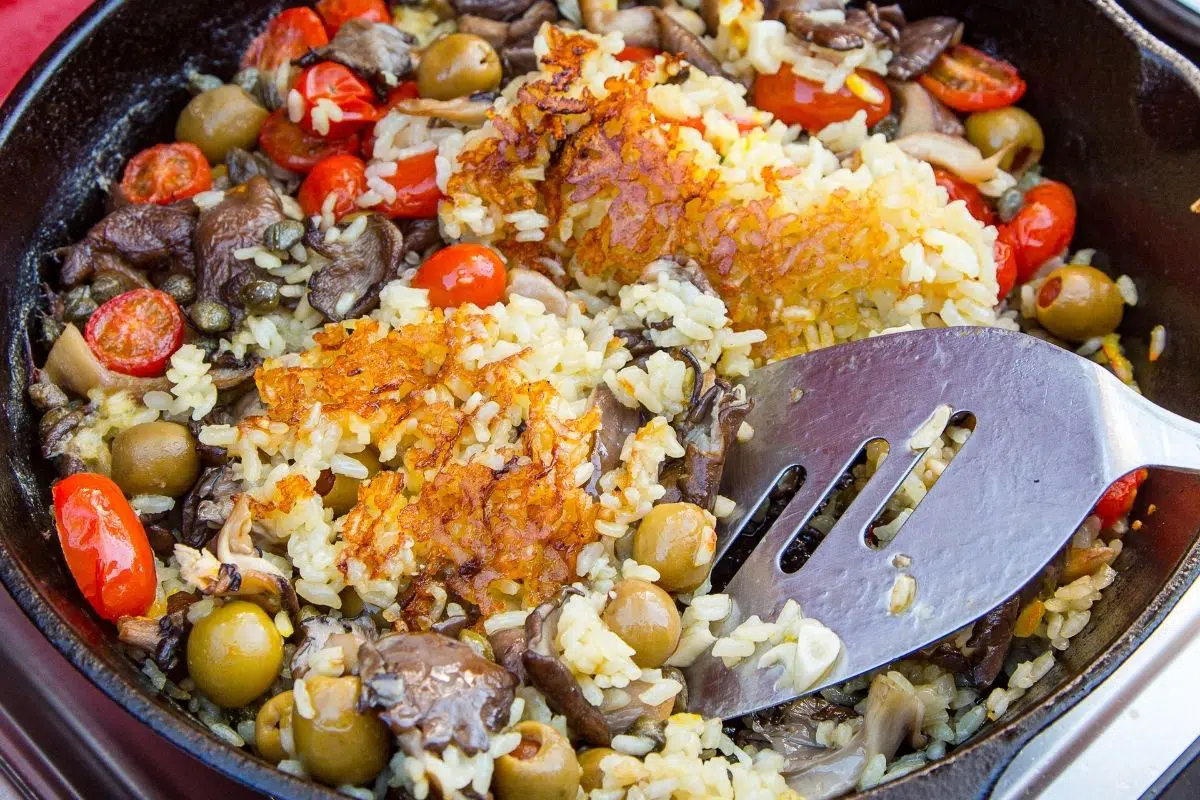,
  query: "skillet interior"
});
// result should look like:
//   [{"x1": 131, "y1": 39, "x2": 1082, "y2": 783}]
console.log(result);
[{"x1": 0, "y1": 0, "x2": 1198, "y2": 796}]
